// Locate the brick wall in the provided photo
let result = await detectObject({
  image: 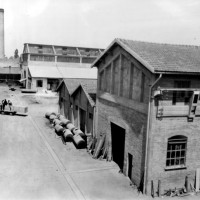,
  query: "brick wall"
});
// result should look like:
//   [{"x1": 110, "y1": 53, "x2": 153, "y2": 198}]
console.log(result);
[
  {"x1": 146, "y1": 76, "x2": 200, "y2": 195},
  {"x1": 97, "y1": 97, "x2": 147, "y2": 186}
]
